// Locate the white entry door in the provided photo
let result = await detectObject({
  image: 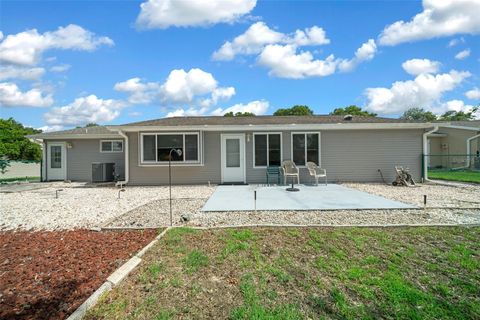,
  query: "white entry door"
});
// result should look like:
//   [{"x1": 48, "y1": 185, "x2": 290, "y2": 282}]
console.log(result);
[
  {"x1": 47, "y1": 143, "x2": 66, "y2": 180},
  {"x1": 221, "y1": 134, "x2": 245, "y2": 183}
]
